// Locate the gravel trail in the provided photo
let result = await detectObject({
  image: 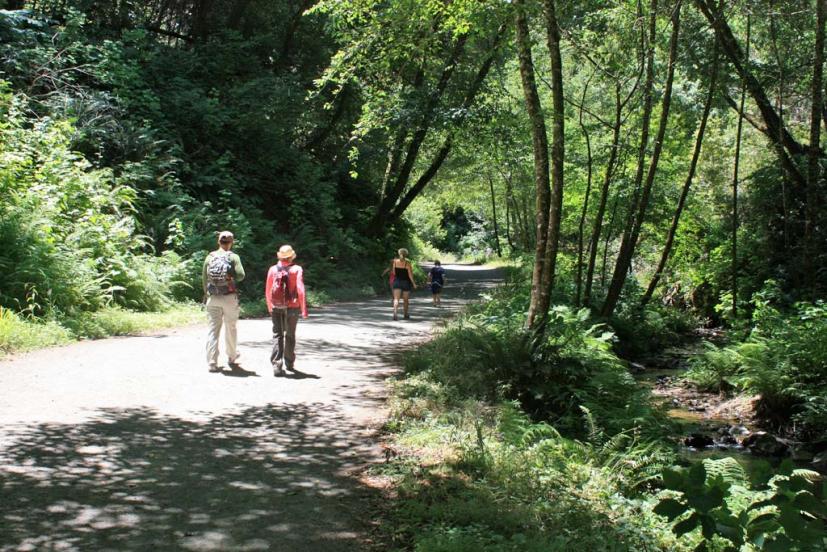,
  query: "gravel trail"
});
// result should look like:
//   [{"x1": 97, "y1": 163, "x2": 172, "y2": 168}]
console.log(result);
[{"x1": 0, "y1": 265, "x2": 502, "y2": 551}]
